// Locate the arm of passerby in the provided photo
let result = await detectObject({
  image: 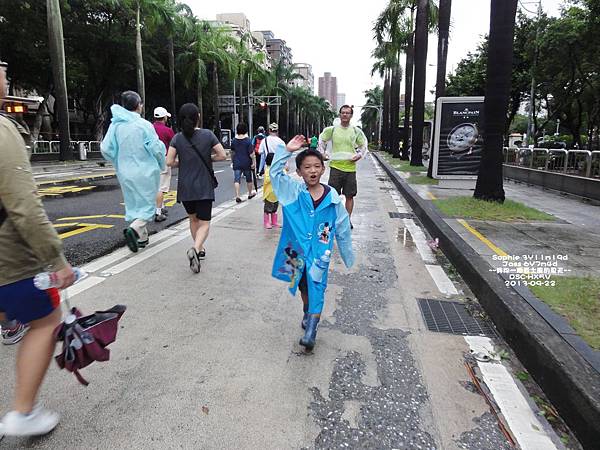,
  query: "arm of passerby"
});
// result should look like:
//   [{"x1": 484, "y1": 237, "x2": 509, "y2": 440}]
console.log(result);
[
  {"x1": 351, "y1": 129, "x2": 369, "y2": 161},
  {"x1": 334, "y1": 201, "x2": 355, "y2": 268},
  {"x1": 270, "y1": 137, "x2": 303, "y2": 206},
  {"x1": 100, "y1": 124, "x2": 117, "y2": 164},
  {"x1": 212, "y1": 143, "x2": 227, "y2": 161},
  {"x1": 166, "y1": 146, "x2": 178, "y2": 167},
  {"x1": 0, "y1": 122, "x2": 73, "y2": 278},
  {"x1": 317, "y1": 127, "x2": 332, "y2": 155},
  {"x1": 146, "y1": 129, "x2": 166, "y2": 171}
]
